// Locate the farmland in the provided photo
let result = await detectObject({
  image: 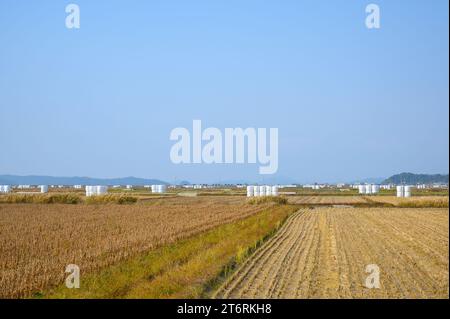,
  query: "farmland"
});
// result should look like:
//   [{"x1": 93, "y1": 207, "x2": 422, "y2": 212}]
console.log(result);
[
  {"x1": 215, "y1": 207, "x2": 449, "y2": 299},
  {"x1": 288, "y1": 195, "x2": 449, "y2": 207},
  {"x1": 366, "y1": 195, "x2": 449, "y2": 207},
  {"x1": 0, "y1": 197, "x2": 266, "y2": 298},
  {"x1": 0, "y1": 192, "x2": 448, "y2": 299},
  {"x1": 288, "y1": 195, "x2": 369, "y2": 205}
]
